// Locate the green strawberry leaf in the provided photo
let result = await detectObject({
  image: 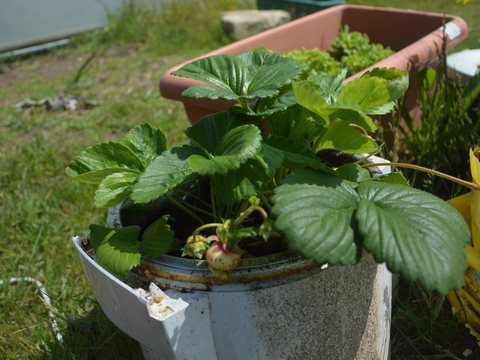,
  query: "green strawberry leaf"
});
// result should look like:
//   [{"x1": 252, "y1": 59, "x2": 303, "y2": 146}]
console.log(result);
[
  {"x1": 173, "y1": 54, "x2": 249, "y2": 97},
  {"x1": 337, "y1": 75, "x2": 391, "y2": 111},
  {"x1": 184, "y1": 111, "x2": 260, "y2": 154},
  {"x1": 173, "y1": 52, "x2": 301, "y2": 102},
  {"x1": 293, "y1": 81, "x2": 377, "y2": 132},
  {"x1": 189, "y1": 124, "x2": 262, "y2": 175},
  {"x1": 236, "y1": 51, "x2": 302, "y2": 98},
  {"x1": 182, "y1": 85, "x2": 239, "y2": 101},
  {"x1": 356, "y1": 181, "x2": 469, "y2": 295},
  {"x1": 272, "y1": 170, "x2": 470, "y2": 295},
  {"x1": 95, "y1": 172, "x2": 139, "y2": 208},
  {"x1": 374, "y1": 172, "x2": 409, "y2": 186},
  {"x1": 253, "y1": 86, "x2": 298, "y2": 117},
  {"x1": 267, "y1": 106, "x2": 326, "y2": 142},
  {"x1": 89, "y1": 224, "x2": 142, "y2": 279},
  {"x1": 212, "y1": 156, "x2": 272, "y2": 204},
  {"x1": 130, "y1": 144, "x2": 202, "y2": 203},
  {"x1": 363, "y1": 67, "x2": 409, "y2": 101},
  {"x1": 337, "y1": 163, "x2": 372, "y2": 183},
  {"x1": 271, "y1": 169, "x2": 362, "y2": 266},
  {"x1": 122, "y1": 124, "x2": 167, "y2": 167},
  {"x1": 66, "y1": 142, "x2": 143, "y2": 184},
  {"x1": 141, "y1": 216, "x2": 175, "y2": 257},
  {"x1": 315, "y1": 118, "x2": 379, "y2": 153},
  {"x1": 263, "y1": 136, "x2": 318, "y2": 169},
  {"x1": 259, "y1": 142, "x2": 284, "y2": 175},
  {"x1": 363, "y1": 101, "x2": 396, "y2": 115},
  {"x1": 307, "y1": 68, "x2": 347, "y2": 101}
]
